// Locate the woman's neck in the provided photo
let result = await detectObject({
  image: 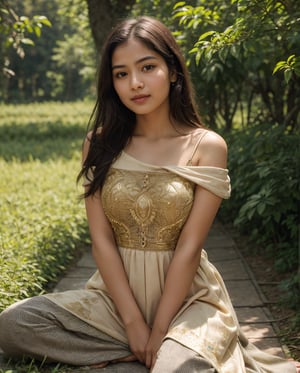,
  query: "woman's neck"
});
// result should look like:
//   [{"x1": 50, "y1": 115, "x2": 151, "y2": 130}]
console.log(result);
[{"x1": 134, "y1": 113, "x2": 184, "y2": 139}]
